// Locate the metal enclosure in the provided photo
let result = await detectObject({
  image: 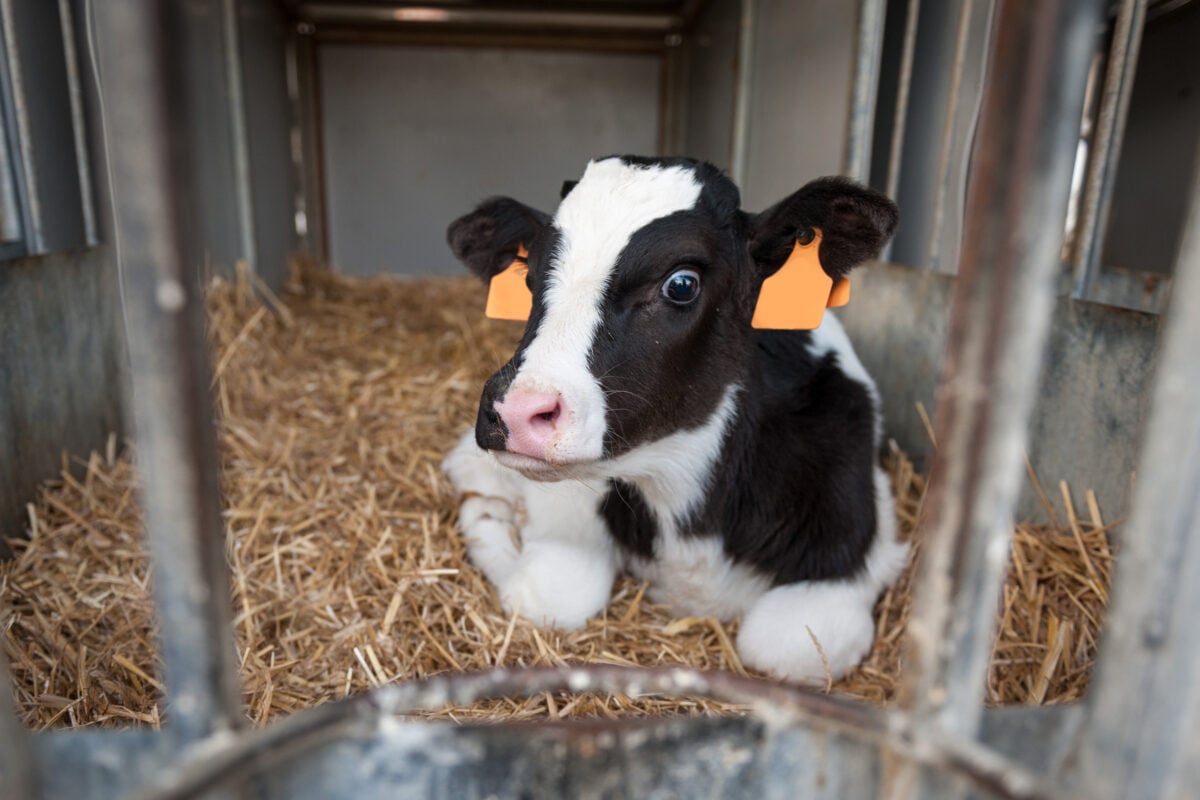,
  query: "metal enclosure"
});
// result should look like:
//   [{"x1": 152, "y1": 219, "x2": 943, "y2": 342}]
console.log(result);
[
  {"x1": 3, "y1": 0, "x2": 1200, "y2": 799},
  {"x1": 318, "y1": 44, "x2": 661, "y2": 275}
]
